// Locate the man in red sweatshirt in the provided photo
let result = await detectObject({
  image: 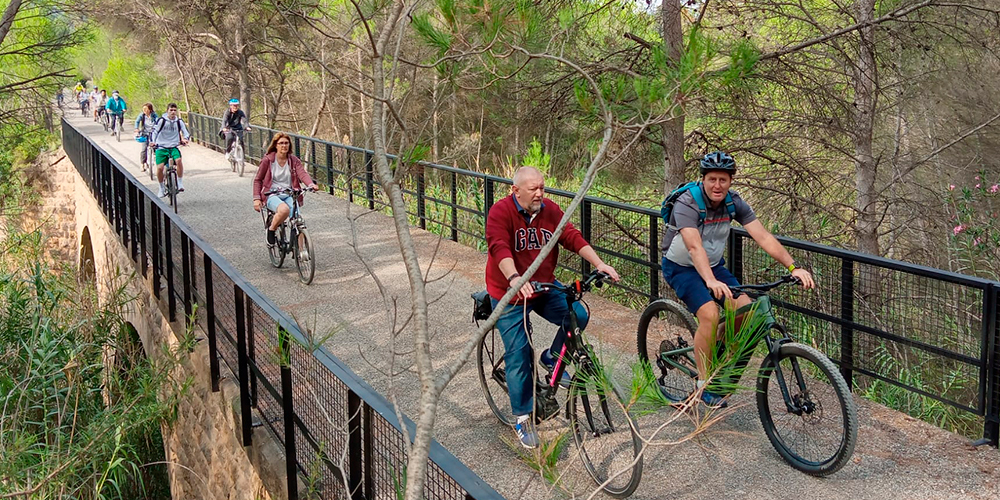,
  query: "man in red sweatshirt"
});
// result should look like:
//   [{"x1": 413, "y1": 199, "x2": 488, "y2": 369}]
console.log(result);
[{"x1": 485, "y1": 166, "x2": 619, "y2": 448}]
